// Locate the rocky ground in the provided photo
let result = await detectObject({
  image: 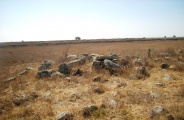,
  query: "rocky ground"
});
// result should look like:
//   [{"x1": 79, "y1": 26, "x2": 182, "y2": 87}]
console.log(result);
[{"x1": 0, "y1": 40, "x2": 184, "y2": 120}]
